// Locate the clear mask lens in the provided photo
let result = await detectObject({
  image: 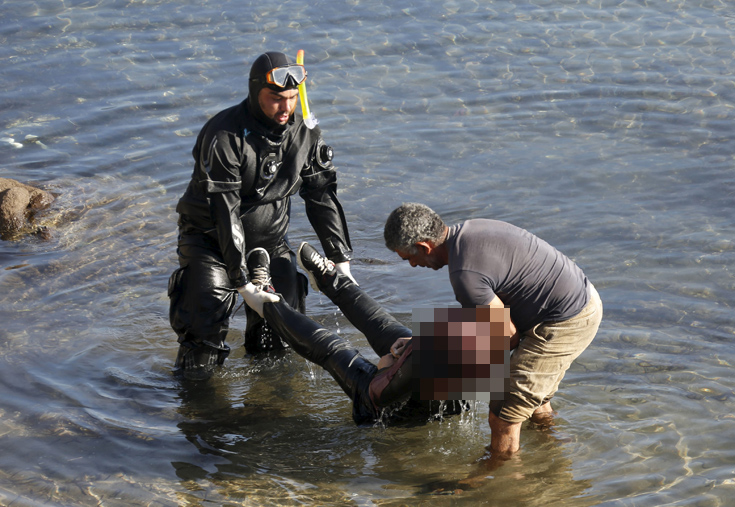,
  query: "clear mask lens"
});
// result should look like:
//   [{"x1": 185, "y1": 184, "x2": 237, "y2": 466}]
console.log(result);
[{"x1": 266, "y1": 65, "x2": 307, "y2": 87}]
